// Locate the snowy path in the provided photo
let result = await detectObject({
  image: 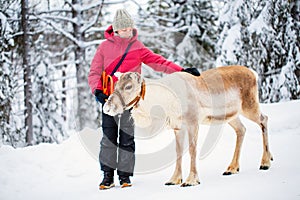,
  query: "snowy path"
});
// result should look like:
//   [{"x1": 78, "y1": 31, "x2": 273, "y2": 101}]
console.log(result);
[{"x1": 1, "y1": 101, "x2": 300, "y2": 200}]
